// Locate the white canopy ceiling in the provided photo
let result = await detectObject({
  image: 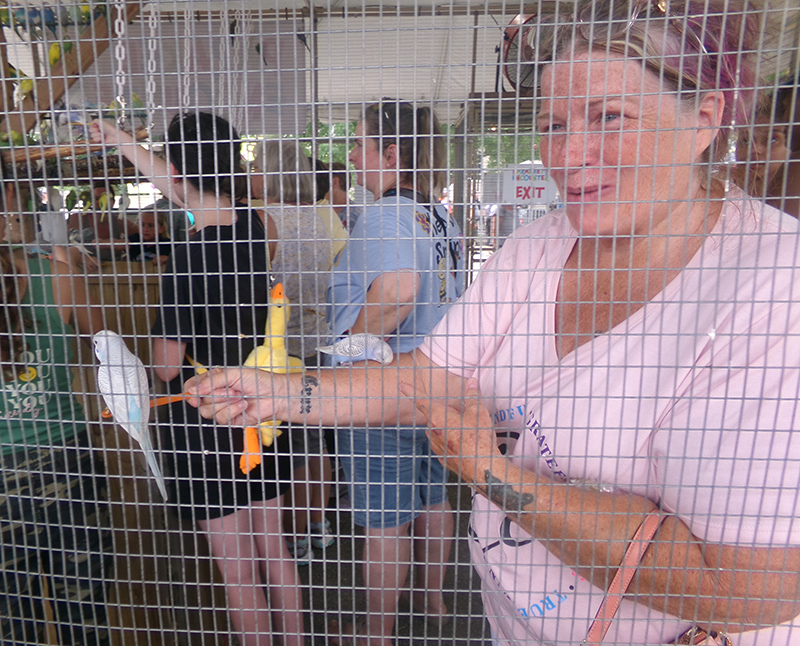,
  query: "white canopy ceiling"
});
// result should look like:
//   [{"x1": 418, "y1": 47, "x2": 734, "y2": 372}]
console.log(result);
[{"x1": 3, "y1": 0, "x2": 799, "y2": 135}]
